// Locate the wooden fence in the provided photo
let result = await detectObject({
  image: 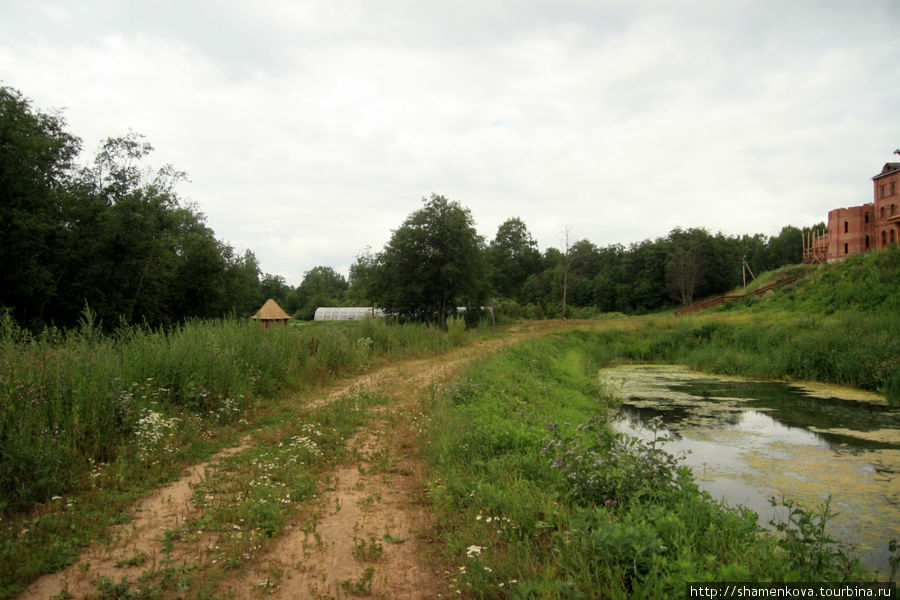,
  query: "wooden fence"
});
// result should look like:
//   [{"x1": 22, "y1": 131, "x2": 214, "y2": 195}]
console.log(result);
[{"x1": 673, "y1": 274, "x2": 805, "y2": 317}]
